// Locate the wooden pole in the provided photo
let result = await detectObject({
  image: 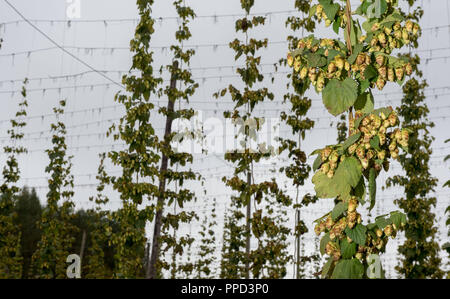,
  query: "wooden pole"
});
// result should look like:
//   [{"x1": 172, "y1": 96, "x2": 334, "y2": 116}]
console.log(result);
[
  {"x1": 245, "y1": 171, "x2": 251, "y2": 279},
  {"x1": 345, "y1": 0, "x2": 354, "y2": 135},
  {"x1": 147, "y1": 60, "x2": 179, "y2": 279}
]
